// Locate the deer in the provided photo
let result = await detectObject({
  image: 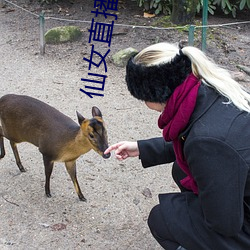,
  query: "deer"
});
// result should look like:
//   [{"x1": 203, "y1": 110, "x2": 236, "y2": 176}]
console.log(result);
[{"x1": 0, "y1": 94, "x2": 110, "y2": 201}]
